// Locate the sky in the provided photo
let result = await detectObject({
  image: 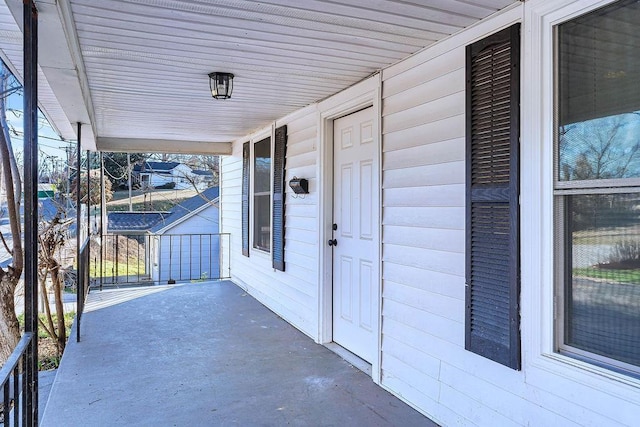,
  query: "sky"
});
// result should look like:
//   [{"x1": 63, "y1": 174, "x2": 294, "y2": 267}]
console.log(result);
[
  {"x1": 4, "y1": 88, "x2": 76, "y2": 172},
  {"x1": 560, "y1": 111, "x2": 640, "y2": 180}
]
